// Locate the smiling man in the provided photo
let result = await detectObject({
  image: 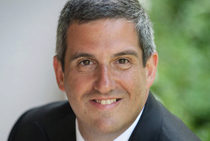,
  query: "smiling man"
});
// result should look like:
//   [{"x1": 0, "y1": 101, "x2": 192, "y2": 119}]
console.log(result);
[{"x1": 8, "y1": 0, "x2": 200, "y2": 141}]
